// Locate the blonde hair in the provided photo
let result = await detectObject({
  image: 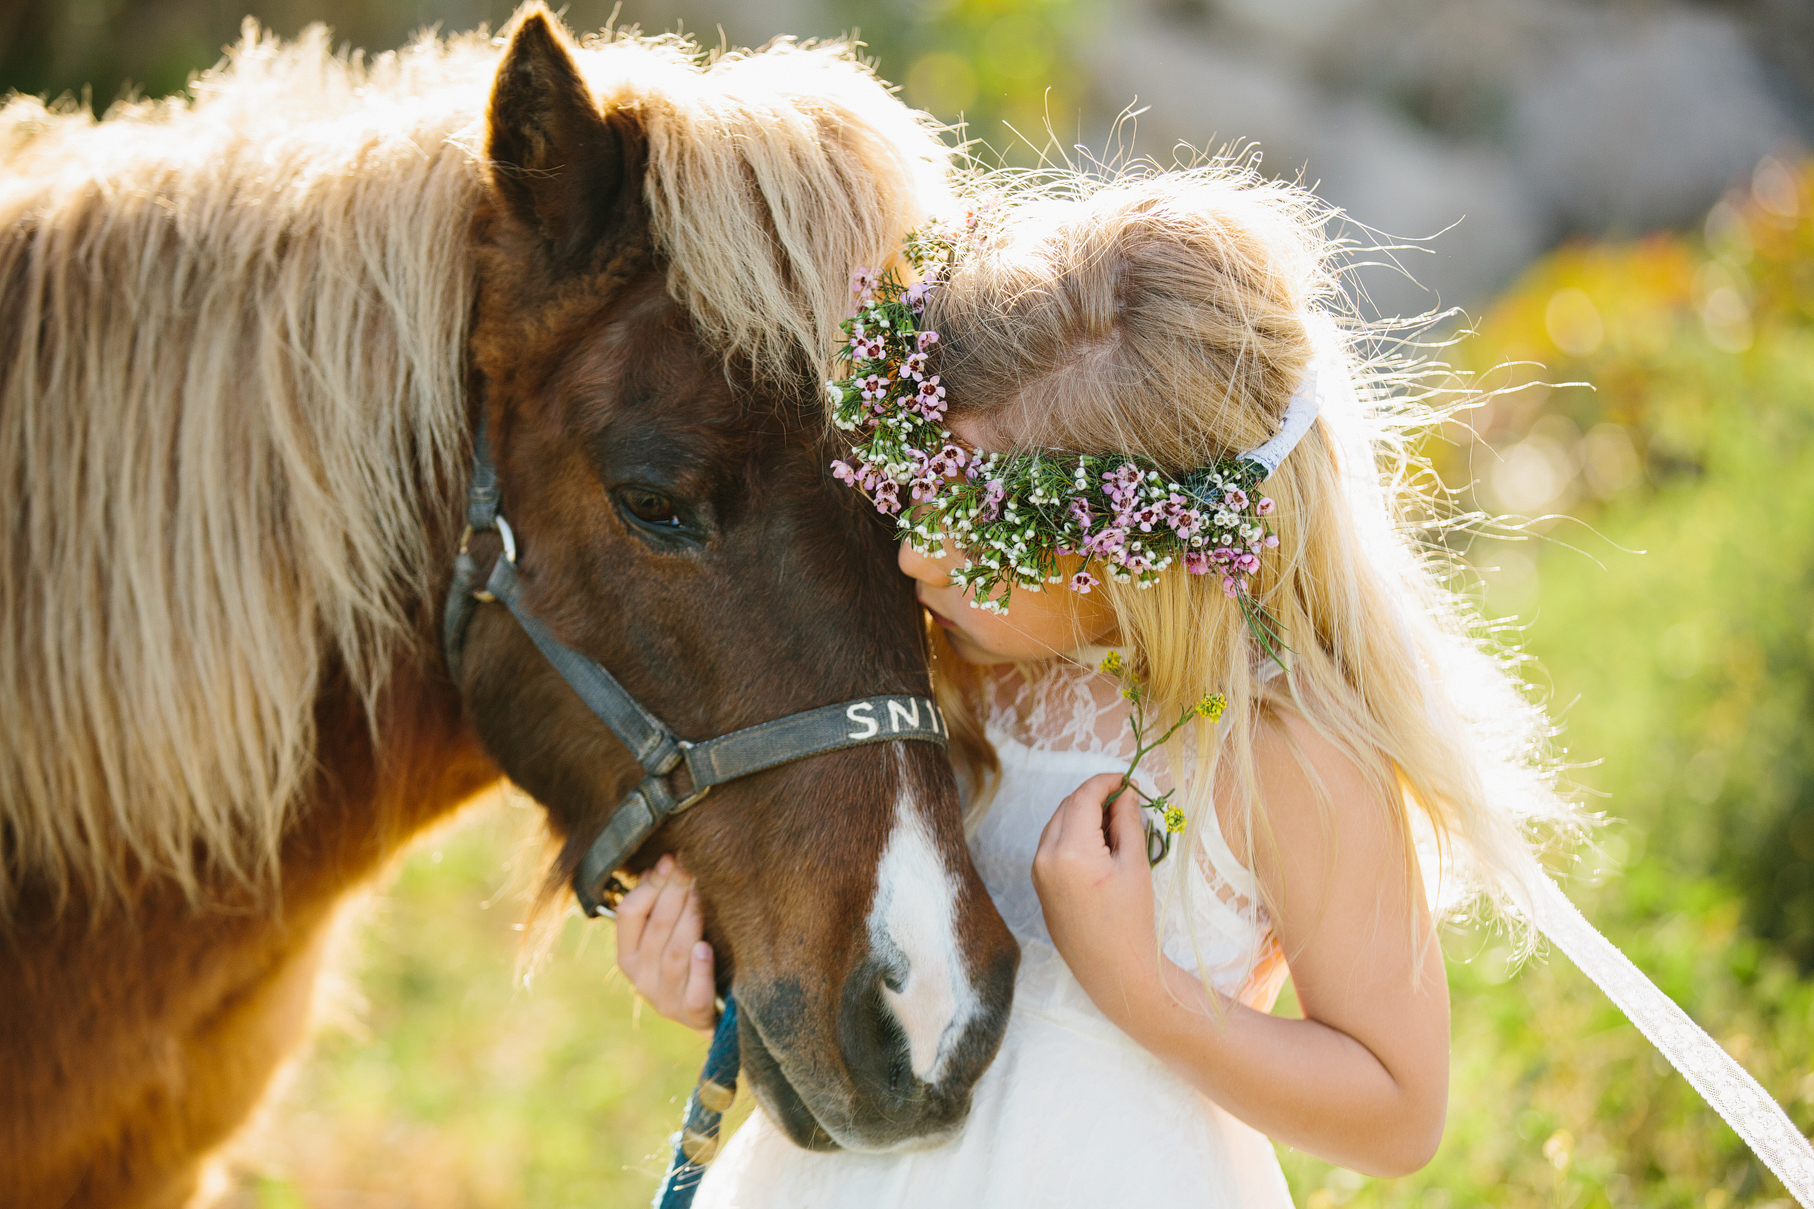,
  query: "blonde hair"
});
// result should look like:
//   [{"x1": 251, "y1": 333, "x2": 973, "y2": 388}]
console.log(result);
[
  {"x1": 925, "y1": 164, "x2": 1584, "y2": 950},
  {"x1": 0, "y1": 14, "x2": 951, "y2": 914}
]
